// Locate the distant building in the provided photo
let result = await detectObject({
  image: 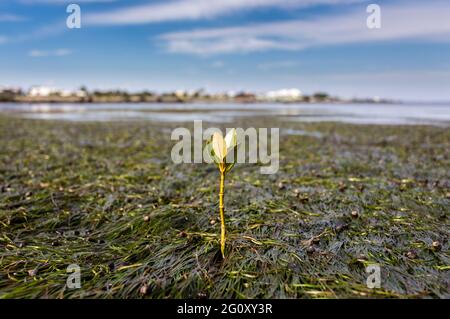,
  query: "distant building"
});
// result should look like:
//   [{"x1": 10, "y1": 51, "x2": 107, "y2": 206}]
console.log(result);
[
  {"x1": 27, "y1": 86, "x2": 88, "y2": 99},
  {"x1": 28, "y1": 86, "x2": 57, "y2": 97},
  {"x1": 74, "y1": 89, "x2": 88, "y2": 98},
  {"x1": 174, "y1": 90, "x2": 187, "y2": 99},
  {"x1": 59, "y1": 89, "x2": 73, "y2": 97},
  {"x1": 264, "y1": 88, "x2": 303, "y2": 102},
  {"x1": 226, "y1": 91, "x2": 237, "y2": 98}
]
